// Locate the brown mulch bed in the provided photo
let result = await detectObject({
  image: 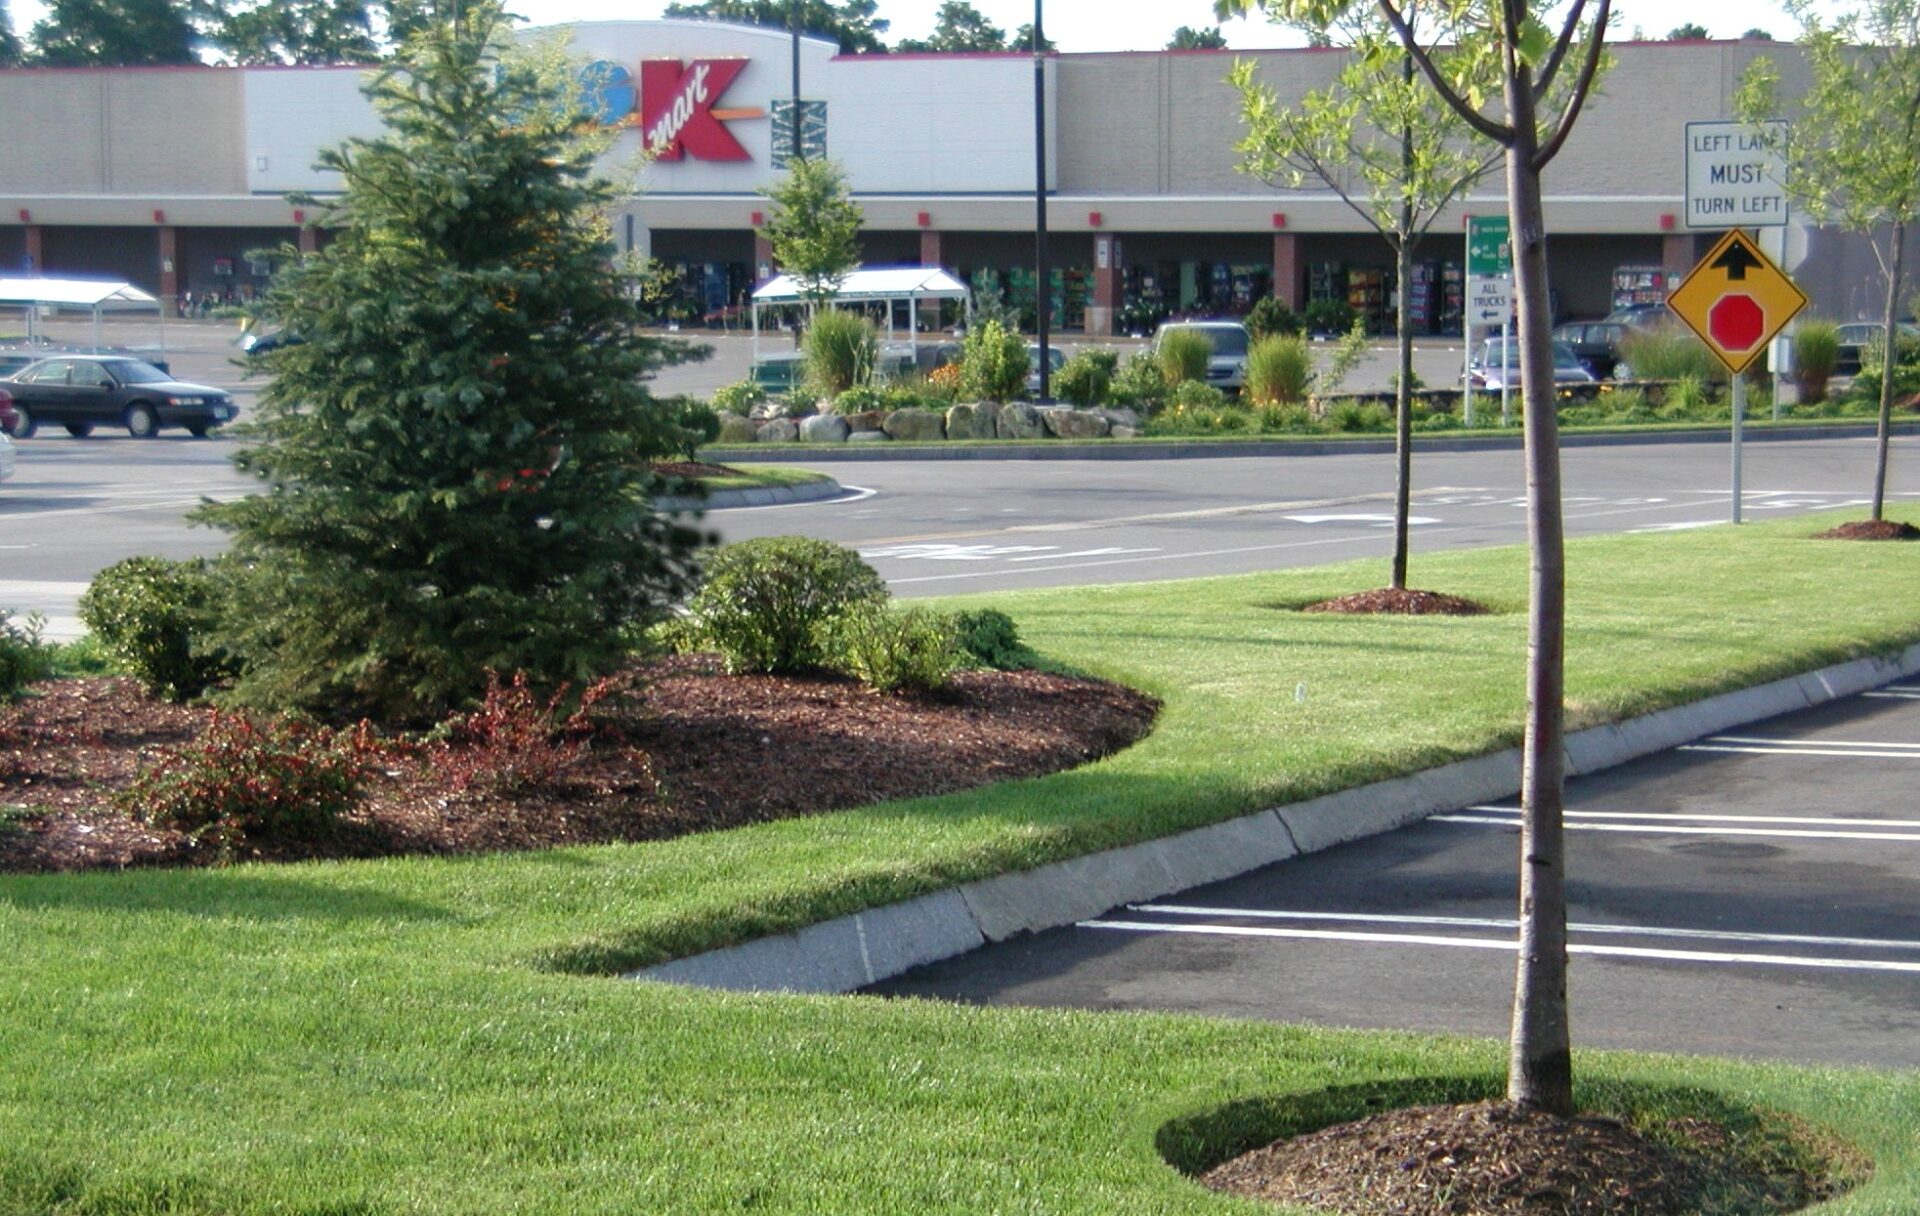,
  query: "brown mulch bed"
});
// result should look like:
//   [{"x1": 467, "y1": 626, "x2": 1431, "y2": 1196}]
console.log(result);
[
  {"x1": 1303, "y1": 588, "x2": 1492, "y2": 616},
  {"x1": 1203, "y1": 1100, "x2": 1791, "y2": 1216},
  {"x1": 1813, "y1": 519, "x2": 1920, "y2": 541},
  {"x1": 0, "y1": 657, "x2": 1159, "y2": 873},
  {"x1": 651, "y1": 460, "x2": 742, "y2": 480}
]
